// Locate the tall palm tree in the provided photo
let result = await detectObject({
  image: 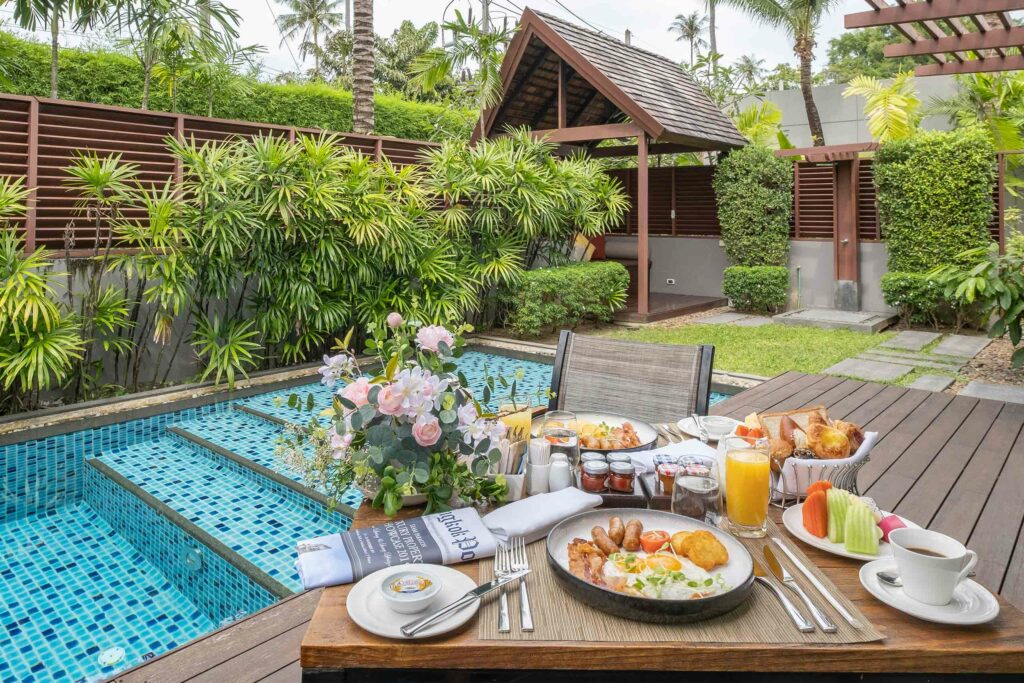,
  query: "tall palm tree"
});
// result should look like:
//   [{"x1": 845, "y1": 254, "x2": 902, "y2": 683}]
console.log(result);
[
  {"x1": 275, "y1": 0, "x2": 345, "y2": 81},
  {"x1": 721, "y1": 0, "x2": 840, "y2": 145},
  {"x1": 735, "y1": 53, "x2": 766, "y2": 88},
  {"x1": 12, "y1": 0, "x2": 90, "y2": 98},
  {"x1": 706, "y1": 0, "x2": 718, "y2": 57},
  {"x1": 351, "y1": 0, "x2": 374, "y2": 133},
  {"x1": 668, "y1": 12, "x2": 708, "y2": 67}
]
